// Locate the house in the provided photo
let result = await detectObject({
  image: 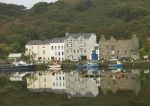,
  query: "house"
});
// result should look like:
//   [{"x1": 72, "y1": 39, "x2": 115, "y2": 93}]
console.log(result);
[
  {"x1": 65, "y1": 71, "x2": 99, "y2": 97},
  {"x1": 99, "y1": 34, "x2": 140, "y2": 60},
  {"x1": 25, "y1": 37, "x2": 65, "y2": 63},
  {"x1": 8, "y1": 53, "x2": 22, "y2": 60},
  {"x1": 49, "y1": 38, "x2": 65, "y2": 61},
  {"x1": 64, "y1": 33, "x2": 99, "y2": 61}
]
